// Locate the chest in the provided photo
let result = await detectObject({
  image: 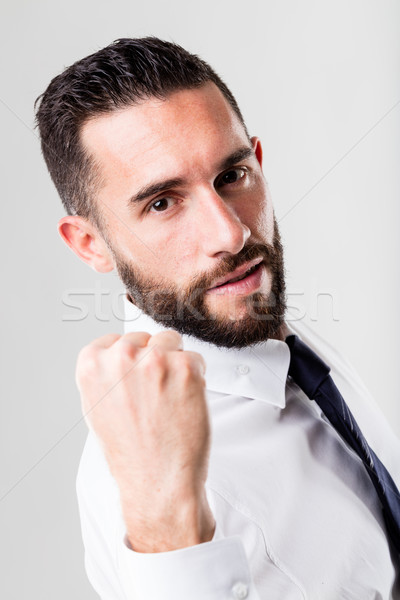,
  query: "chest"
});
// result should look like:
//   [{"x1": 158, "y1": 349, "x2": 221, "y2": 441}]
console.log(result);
[{"x1": 205, "y1": 389, "x2": 396, "y2": 599}]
